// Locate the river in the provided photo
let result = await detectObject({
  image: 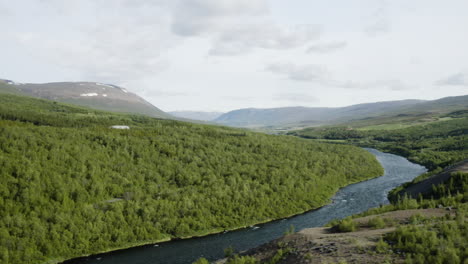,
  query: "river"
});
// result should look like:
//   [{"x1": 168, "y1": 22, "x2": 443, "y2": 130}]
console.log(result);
[{"x1": 64, "y1": 148, "x2": 426, "y2": 264}]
